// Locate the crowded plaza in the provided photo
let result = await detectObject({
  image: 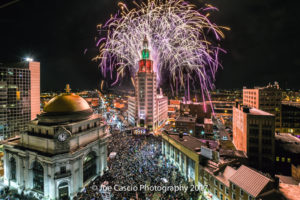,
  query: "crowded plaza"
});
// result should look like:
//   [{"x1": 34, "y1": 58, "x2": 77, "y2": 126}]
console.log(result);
[{"x1": 73, "y1": 130, "x2": 201, "y2": 200}]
